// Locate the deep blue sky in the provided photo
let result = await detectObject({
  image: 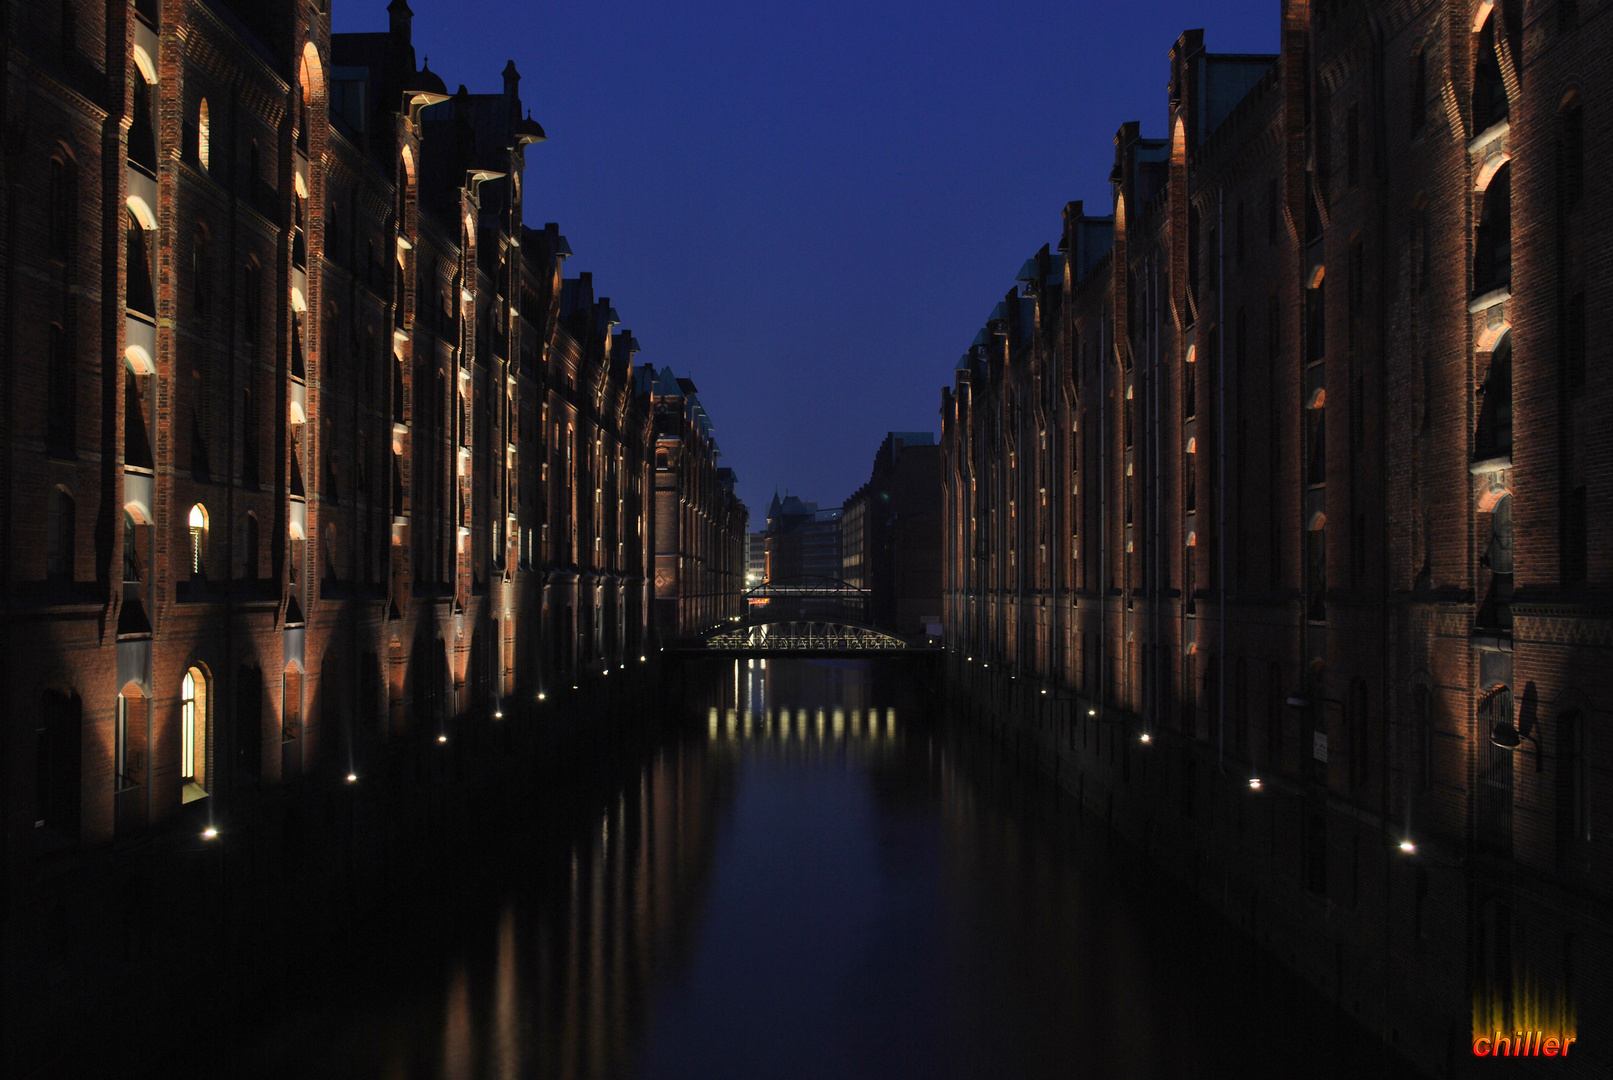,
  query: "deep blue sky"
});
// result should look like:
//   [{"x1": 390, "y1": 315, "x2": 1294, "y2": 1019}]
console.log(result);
[{"x1": 335, "y1": 1, "x2": 1278, "y2": 518}]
